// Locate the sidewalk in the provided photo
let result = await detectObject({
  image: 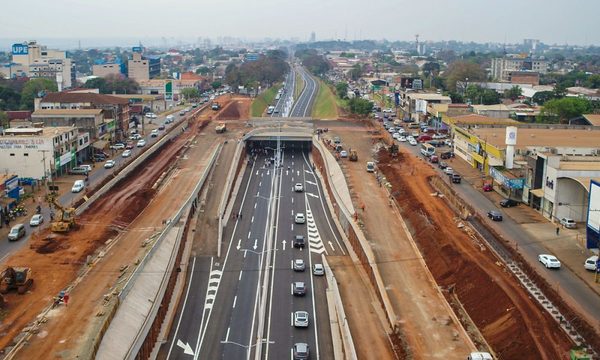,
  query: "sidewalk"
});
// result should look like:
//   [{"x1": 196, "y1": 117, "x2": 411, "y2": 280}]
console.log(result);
[{"x1": 449, "y1": 156, "x2": 600, "y2": 296}]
